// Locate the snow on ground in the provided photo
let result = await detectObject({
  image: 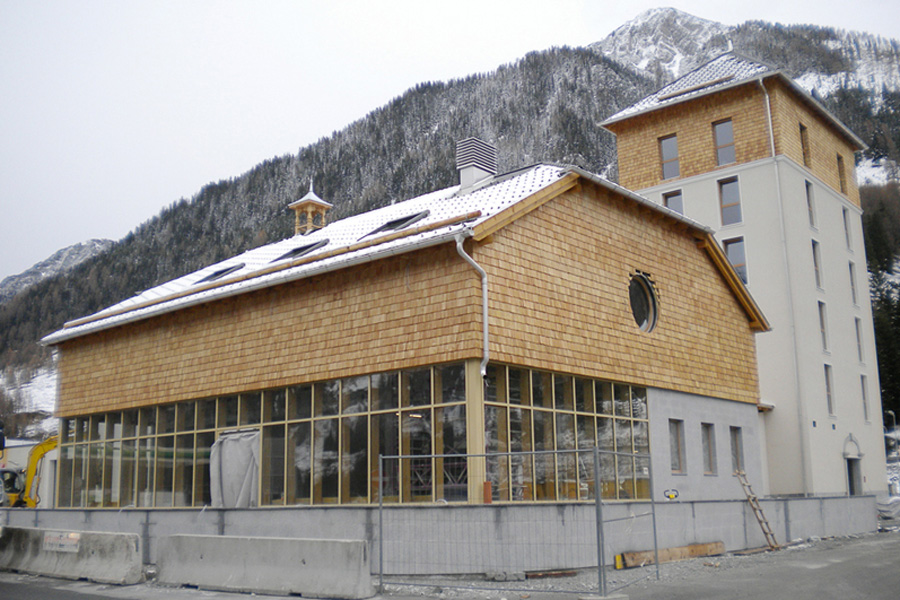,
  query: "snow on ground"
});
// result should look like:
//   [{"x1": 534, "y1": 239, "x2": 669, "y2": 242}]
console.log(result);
[
  {"x1": 0, "y1": 364, "x2": 58, "y2": 437},
  {"x1": 857, "y1": 157, "x2": 897, "y2": 186}
]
